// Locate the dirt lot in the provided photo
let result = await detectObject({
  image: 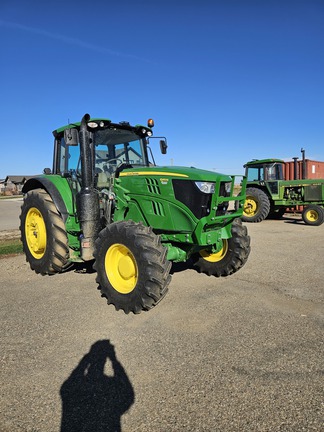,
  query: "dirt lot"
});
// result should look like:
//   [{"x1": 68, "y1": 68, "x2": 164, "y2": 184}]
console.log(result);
[{"x1": 0, "y1": 217, "x2": 323, "y2": 431}]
